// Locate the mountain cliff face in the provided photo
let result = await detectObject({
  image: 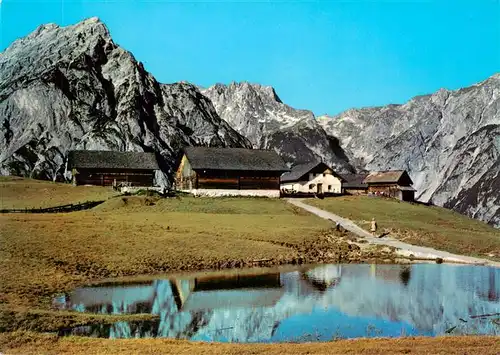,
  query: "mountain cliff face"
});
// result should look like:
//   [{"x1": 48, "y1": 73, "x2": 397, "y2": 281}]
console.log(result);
[
  {"x1": 317, "y1": 75, "x2": 500, "y2": 227},
  {"x1": 201, "y1": 83, "x2": 354, "y2": 173},
  {"x1": 1, "y1": 18, "x2": 498, "y2": 227},
  {"x1": 202, "y1": 79, "x2": 499, "y2": 227},
  {"x1": 0, "y1": 18, "x2": 250, "y2": 183}
]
